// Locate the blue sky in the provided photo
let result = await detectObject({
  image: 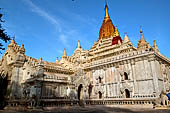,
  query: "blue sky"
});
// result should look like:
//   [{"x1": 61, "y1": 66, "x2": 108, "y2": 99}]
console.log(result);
[{"x1": 0, "y1": 0, "x2": 170, "y2": 62}]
